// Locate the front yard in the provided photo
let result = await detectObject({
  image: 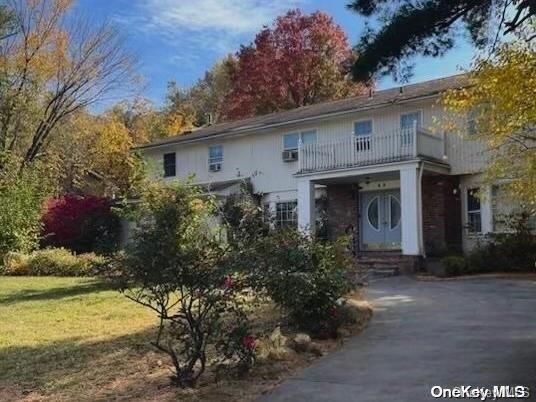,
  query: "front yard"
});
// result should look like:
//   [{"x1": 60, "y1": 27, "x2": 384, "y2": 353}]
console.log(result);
[
  {"x1": 0, "y1": 277, "x2": 370, "y2": 402},
  {"x1": 0, "y1": 276, "x2": 158, "y2": 401}
]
